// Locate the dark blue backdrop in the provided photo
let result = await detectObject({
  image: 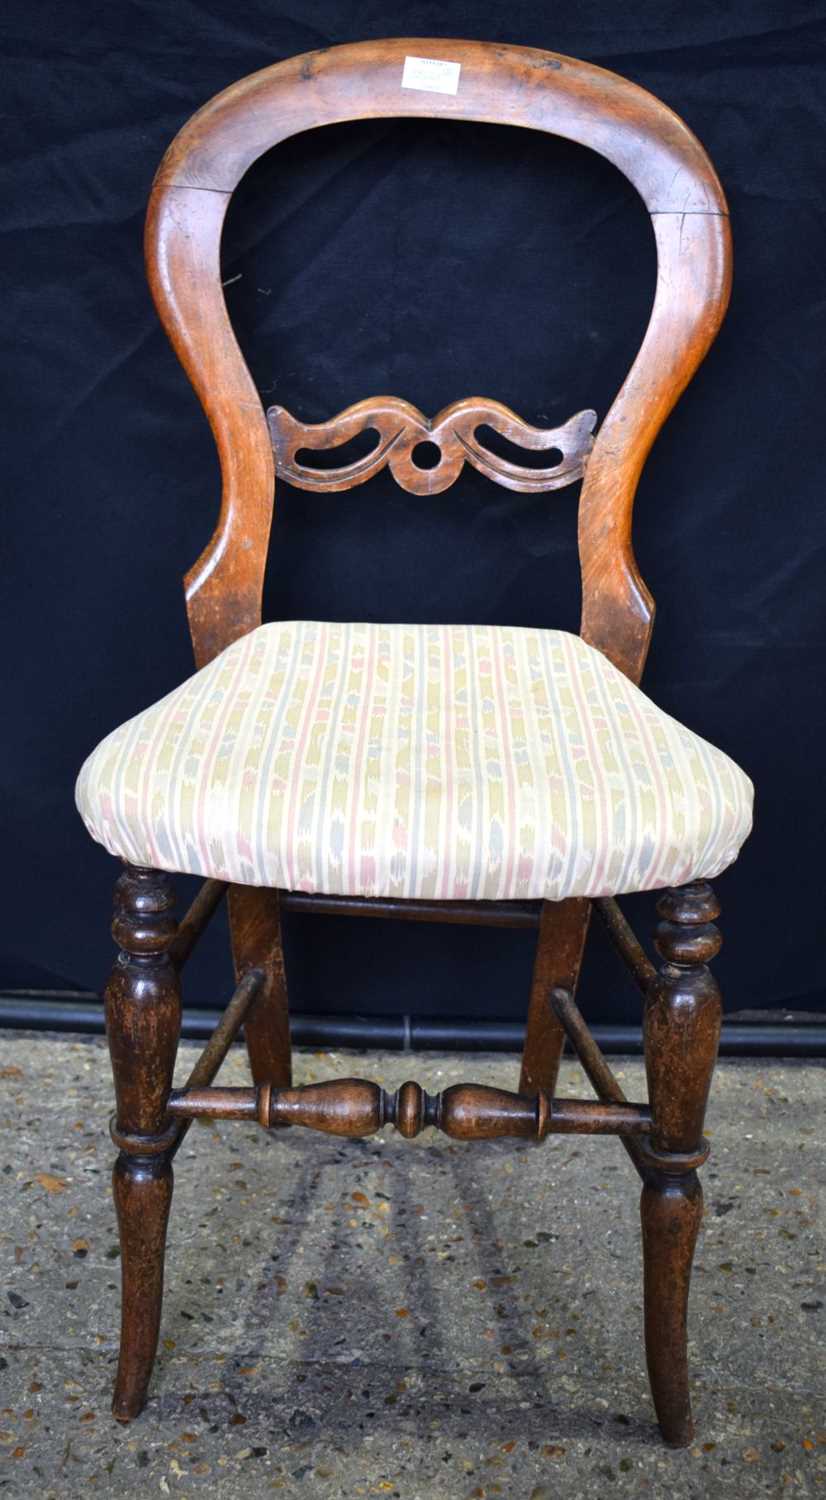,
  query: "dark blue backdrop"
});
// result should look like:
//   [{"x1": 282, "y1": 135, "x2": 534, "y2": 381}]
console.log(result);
[{"x1": 4, "y1": 1, "x2": 825, "y2": 1024}]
